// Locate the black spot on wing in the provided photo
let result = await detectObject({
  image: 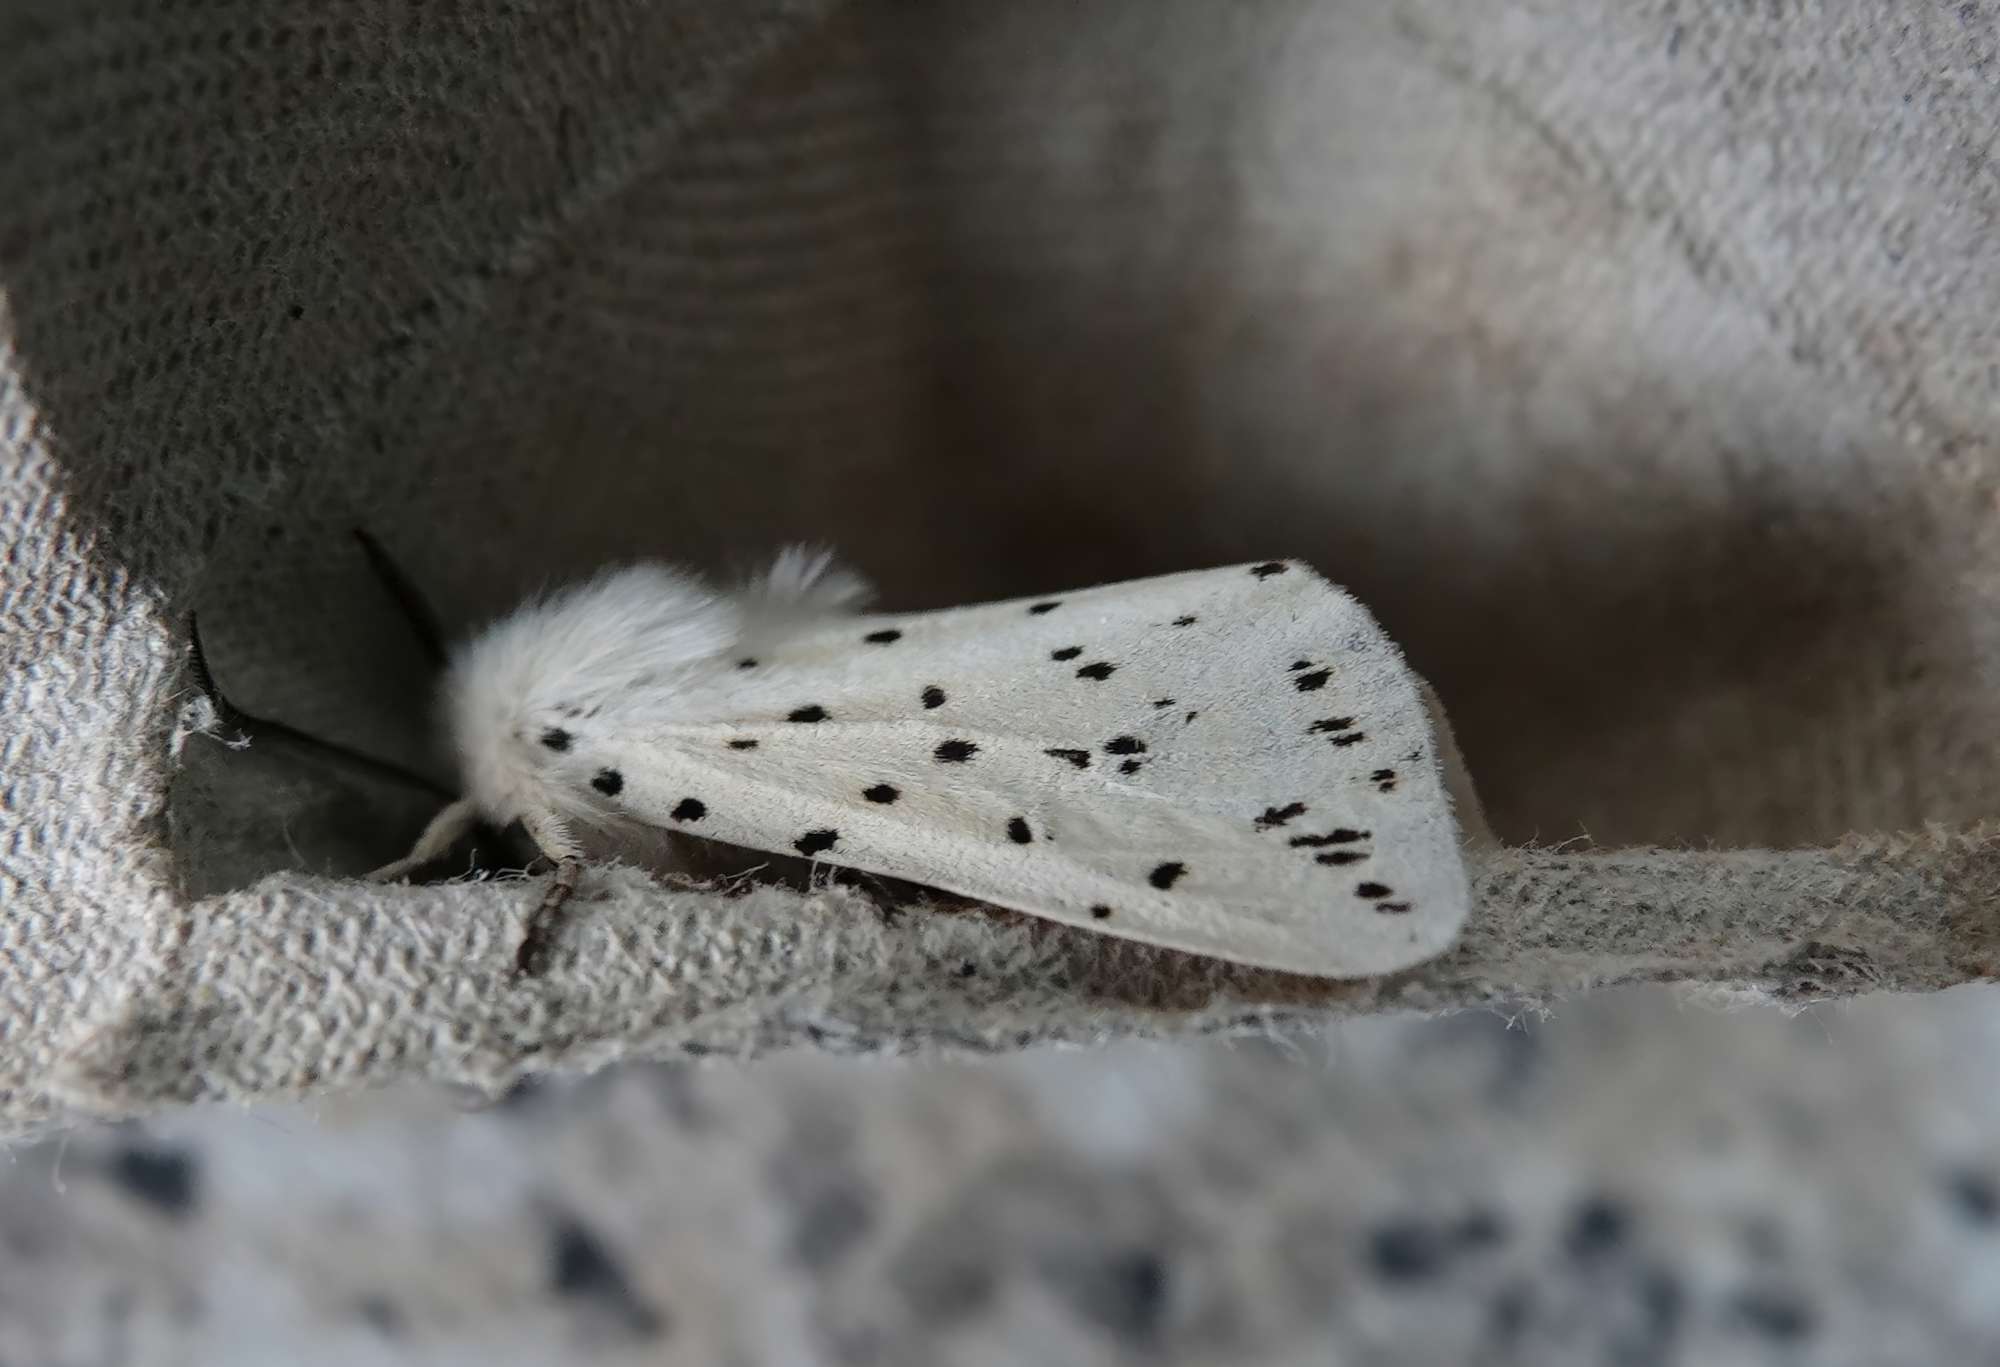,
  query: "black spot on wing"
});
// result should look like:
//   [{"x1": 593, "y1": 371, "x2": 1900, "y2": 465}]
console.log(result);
[
  {"x1": 1172, "y1": 615, "x2": 1197, "y2": 626},
  {"x1": 787, "y1": 705, "x2": 829, "y2": 723},
  {"x1": 863, "y1": 784, "x2": 900, "y2": 804},
  {"x1": 1076, "y1": 661, "x2": 1117, "y2": 681},
  {"x1": 864, "y1": 628, "x2": 903, "y2": 644},
  {"x1": 1045, "y1": 747, "x2": 1091, "y2": 769},
  {"x1": 1290, "y1": 659, "x2": 1314, "y2": 671},
  {"x1": 671, "y1": 798, "x2": 706, "y2": 822},
  {"x1": 591, "y1": 768, "x2": 624, "y2": 796},
  {"x1": 1118, "y1": 758, "x2": 1145, "y2": 775},
  {"x1": 1150, "y1": 697, "x2": 1175, "y2": 708},
  {"x1": 1028, "y1": 600, "x2": 1062, "y2": 614},
  {"x1": 728, "y1": 738, "x2": 758, "y2": 750},
  {"x1": 1251, "y1": 561, "x2": 1288, "y2": 578},
  {"x1": 1289, "y1": 829, "x2": 1368, "y2": 847},
  {"x1": 795, "y1": 829, "x2": 839, "y2": 856},
  {"x1": 934, "y1": 739, "x2": 979, "y2": 763},
  {"x1": 1372, "y1": 768, "x2": 1398, "y2": 792},
  {"x1": 922, "y1": 685, "x2": 946, "y2": 709},
  {"x1": 1050, "y1": 645, "x2": 1083, "y2": 661},
  {"x1": 1103, "y1": 736, "x2": 1146, "y2": 755},
  {"x1": 1328, "y1": 731, "x2": 1366, "y2": 747},
  {"x1": 1184, "y1": 710, "x2": 1200, "y2": 724},
  {"x1": 1316, "y1": 851, "x2": 1366, "y2": 866},
  {"x1": 737, "y1": 658, "x2": 758, "y2": 669},
  {"x1": 1149, "y1": 862, "x2": 1186, "y2": 890},
  {"x1": 1356, "y1": 881, "x2": 1393, "y2": 900},
  {"x1": 1090, "y1": 905, "x2": 1113, "y2": 920},
  {"x1": 1293, "y1": 668, "x2": 1331, "y2": 692},
  {"x1": 1375, "y1": 900, "x2": 1413, "y2": 912},
  {"x1": 1007, "y1": 817, "x2": 1033, "y2": 844},
  {"x1": 1309, "y1": 717, "x2": 1356, "y2": 733},
  {"x1": 1255, "y1": 802, "x2": 1307, "y2": 830},
  {"x1": 540, "y1": 727, "x2": 572, "y2": 752}
]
